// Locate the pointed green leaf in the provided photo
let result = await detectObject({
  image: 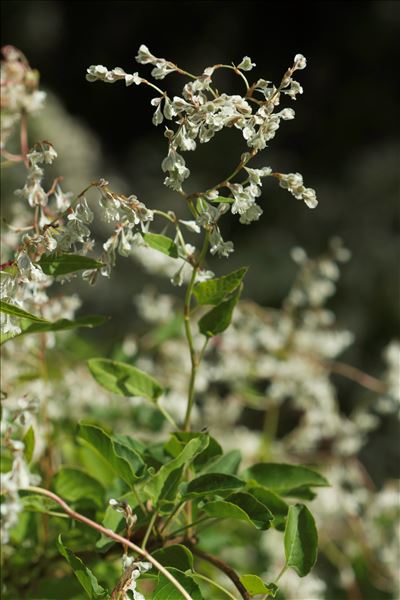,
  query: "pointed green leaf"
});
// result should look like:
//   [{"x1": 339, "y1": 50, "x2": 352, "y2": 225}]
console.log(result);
[
  {"x1": 284, "y1": 504, "x2": 318, "y2": 576},
  {"x1": 203, "y1": 492, "x2": 273, "y2": 529},
  {"x1": 1, "y1": 314, "x2": 107, "y2": 345},
  {"x1": 144, "y1": 436, "x2": 208, "y2": 504},
  {"x1": 239, "y1": 574, "x2": 278, "y2": 597},
  {"x1": 87, "y1": 358, "x2": 163, "y2": 402},
  {"x1": 142, "y1": 233, "x2": 179, "y2": 258},
  {"x1": 54, "y1": 468, "x2": 105, "y2": 508},
  {"x1": 57, "y1": 535, "x2": 107, "y2": 599},
  {"x1": 78, "y1": 422, "x2": 145, "y2": 487},
  {"x1": 248, "y1": 487, "x2": 289, "y2": 530},
  {"x1": 39, "y1": 253, "x2": 103, "y2": 276},
  {"x1": 244, "y1": 463, "x2": 328, "y2": 495},
  {"x1": 0, "y1": 300, "x2": 47, "y2": 322},
  {"x1": 154, "y1": 568, "x2": 203, "y2": 600},
  {"x1": 23, "y1": 426, "x2": 35, "y2": 463},
  {"x1": 183, "y1": 473, "x2": 244, "y2": 499},
  {"x1": 152, "y1": 545, "x2": 194, "y2": 571},
  {"x1": 202, "y1": 449, "x2": 242, "y2": 475},
  {"x1": 158, "y1": 467, "x2": 184, "y2": 513},
  {"x1": 198, "y1": 287, "x2": 241, "y2": 337},
  {"x1": 21, "y1": 494, "x2": 66, "y2": 517},
  {"x1": 193, "y1": 267, "x2": 248, "y2": 305},
  {"x1": 21, "y1": 315, "x2": 107, "y2": 334},
  {"x1": 164, "y1": 432, "x2": 222, "y2": 471}
]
